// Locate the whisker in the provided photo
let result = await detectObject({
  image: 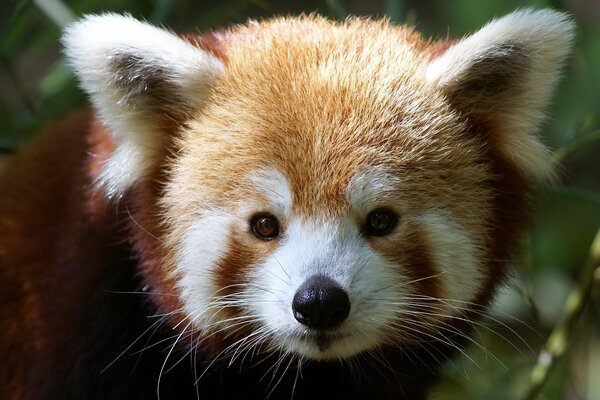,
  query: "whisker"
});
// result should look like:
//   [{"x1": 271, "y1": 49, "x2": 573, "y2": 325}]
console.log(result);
[
  {"x1": 261, "y1": 242, "x2": 292, "y2": 284},
  {"x1": 157, "y1": 319, "x2": 195, "y2": 400},
  {"x1": 101, "y1": 316, "x2": 168, "y2": 374},
  {"x1": 126, "y1": 203, "x2": 160, "y2": 241}
]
